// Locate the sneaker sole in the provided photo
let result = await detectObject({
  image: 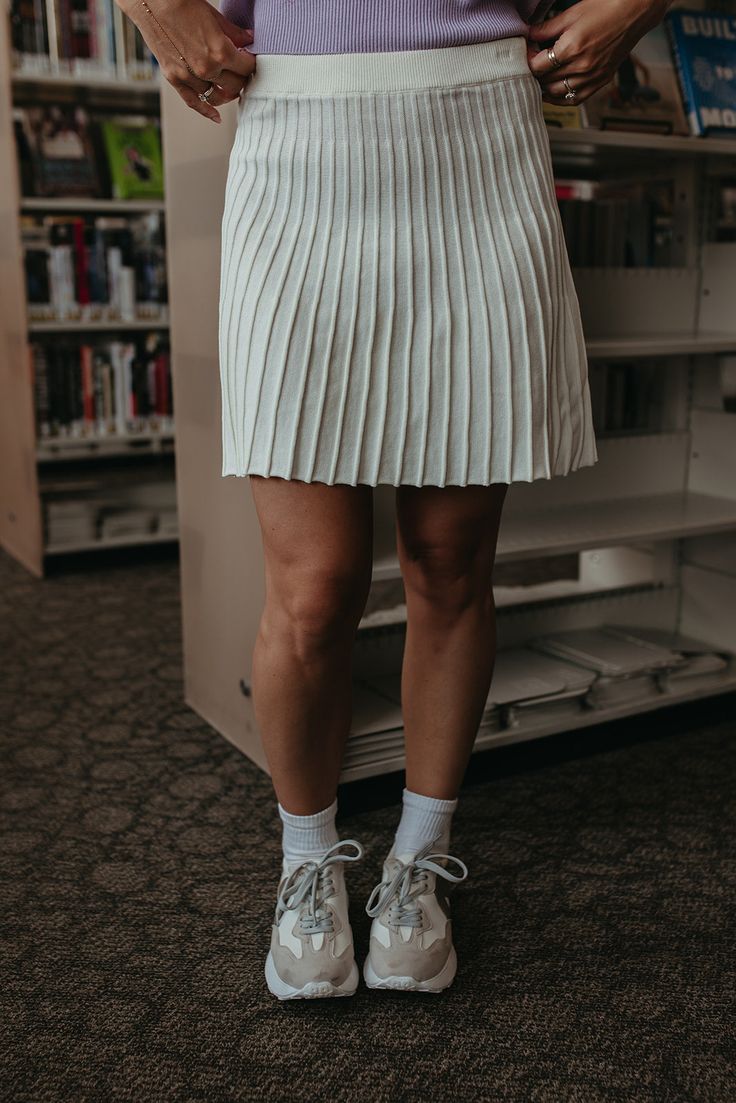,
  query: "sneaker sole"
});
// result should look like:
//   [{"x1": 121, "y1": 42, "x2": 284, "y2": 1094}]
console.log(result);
[
  {"x1": 363, "y1": 945, "x2": 458, "y2": 993},
  {"x1": 265, "y1": 951, "x2": 359, "y2": 1000}
]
